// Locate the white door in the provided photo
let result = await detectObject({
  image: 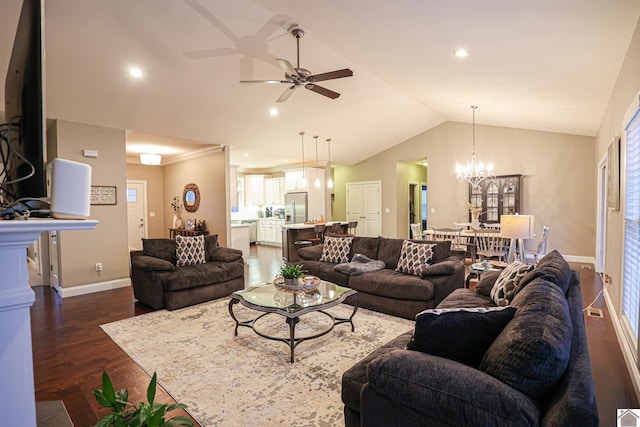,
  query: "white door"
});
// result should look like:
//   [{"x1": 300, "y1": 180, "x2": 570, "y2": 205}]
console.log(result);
[
  {"x1": 347, "y1": 181, "x2": 381, "y2": 237},
  {"x1": 49, "y1": 230, "x2": 60, "y2": 291},
  {"x1": 127, "y1": 181, "x2": 148, "y2": 250}
]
